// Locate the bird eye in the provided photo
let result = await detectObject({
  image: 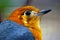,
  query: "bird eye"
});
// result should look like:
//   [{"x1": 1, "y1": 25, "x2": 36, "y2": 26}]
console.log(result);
[
  {"x1": 24, "y1": 10, "x2": 36, "y2": 16},
  {"x1": 25, "y1": 10, "x2": 31, "y2": 16}
]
